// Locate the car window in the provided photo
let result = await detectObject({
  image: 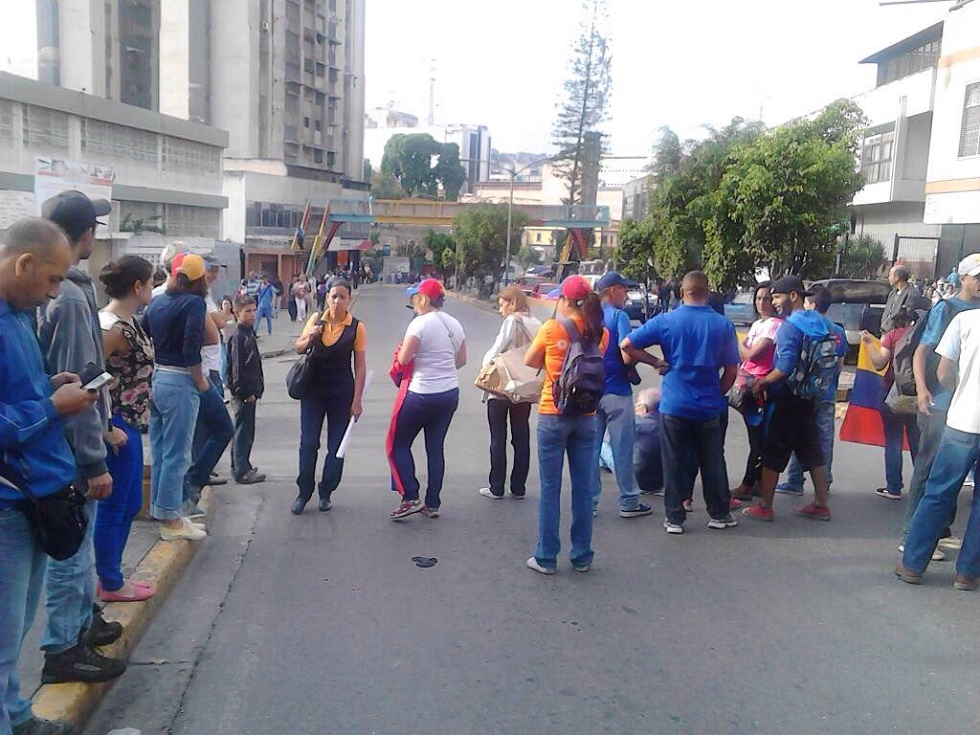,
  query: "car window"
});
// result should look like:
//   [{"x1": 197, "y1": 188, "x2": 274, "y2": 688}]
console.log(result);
[
  {"x1": 733, "y1": 293, "x2": 754, "y2": 305},
  {"x1": 815, "y1": 280, "x2": 891, "y2": 304}
]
